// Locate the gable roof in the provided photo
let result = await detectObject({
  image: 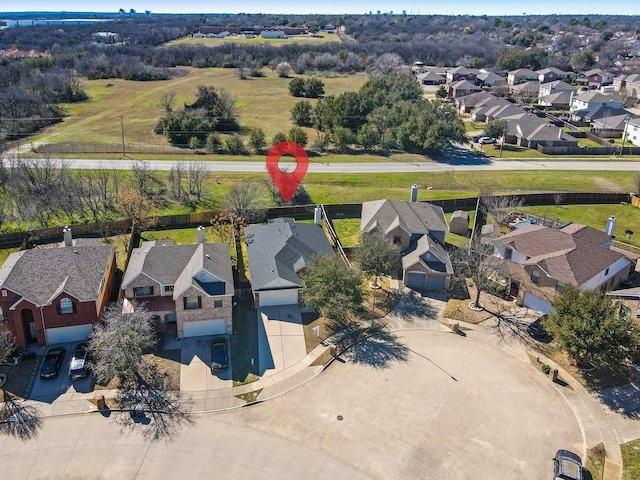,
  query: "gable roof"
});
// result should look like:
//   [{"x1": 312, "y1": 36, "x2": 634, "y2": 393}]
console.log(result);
[
  {"x1": 402, "y1": 234, "x2": 453, "y2": 274},
  {"x1": 524, "y1": 123, "x2": 577, "y2": 142},
  {"x1": 361, "y1": 200, "x2": 448, "y2": 238},
  {"x1": 245, "y1": 218, "x2": 334, "y2": 291},
  {"x1": 573, "y1": 91, "x2": 623, "y2": 104},
  {"x1": 537, "y1": 67, "x2": 567, "y2": 76},
  {"x1": 539, "y1": 92, "x2": 573, "y2": 105},
  {"x1": 540, "y1": 80, "x2": 576, "y2": 91},
  {"x1": 495, "y1": 224, "x2": 627, "y2": 285},
  {"x1": 417, "y1": 71, "x2": 445, "y2": 82},
  {"x1": 0, "y1": 245, "x2": 114, "y2": 307},
  {"x1": 509, "y1": 68, "x2": 538, "y2": 76},
  {"x1": 122, "y1": 241, "x2": 233, "y2": 297}
]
